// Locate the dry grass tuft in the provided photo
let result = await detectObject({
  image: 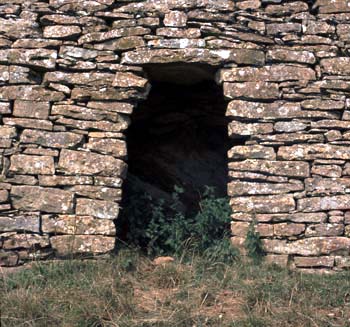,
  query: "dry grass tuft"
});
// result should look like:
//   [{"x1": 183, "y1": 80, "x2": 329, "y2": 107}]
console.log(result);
[{"x1": 1, "y1": 251, "x2": 350, "y2": 327}]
